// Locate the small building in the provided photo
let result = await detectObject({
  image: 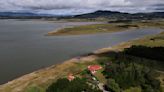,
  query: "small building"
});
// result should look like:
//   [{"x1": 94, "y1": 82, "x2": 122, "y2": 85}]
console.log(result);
[
  {"x1": 88, "y1": 65, "x2": 102, "y2": 74},
  {"x1": 67, "y1": 73, "x2": 75, "y2": 81}
]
